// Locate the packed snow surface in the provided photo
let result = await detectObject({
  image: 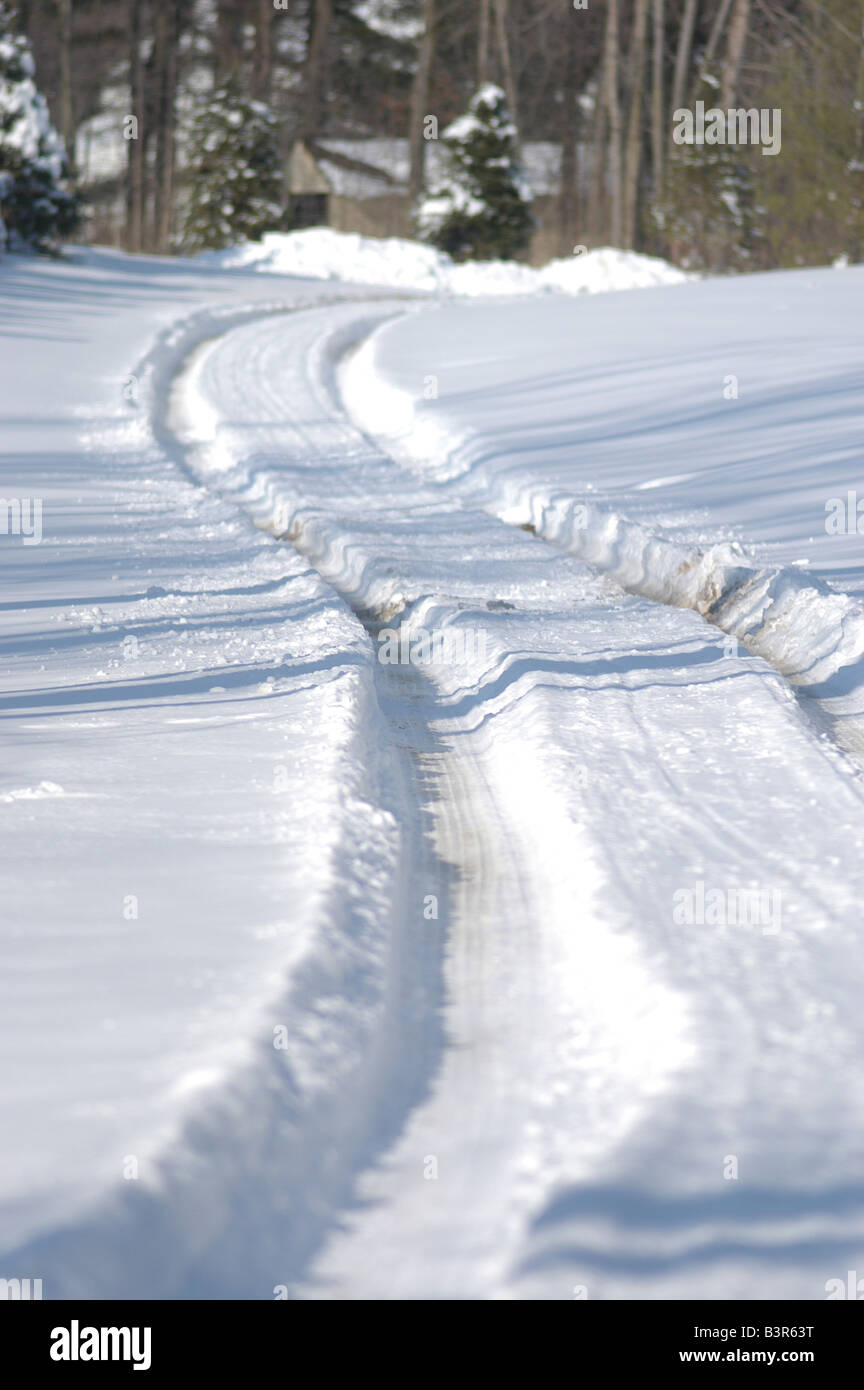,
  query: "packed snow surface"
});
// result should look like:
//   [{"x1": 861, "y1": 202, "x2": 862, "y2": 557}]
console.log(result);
[
  {"x1": 342, "y1": 265, "x2": 864, "y2": 741},
  {"x1": 2, "y1": 244, "x2": 864, "y2": 1300}
]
